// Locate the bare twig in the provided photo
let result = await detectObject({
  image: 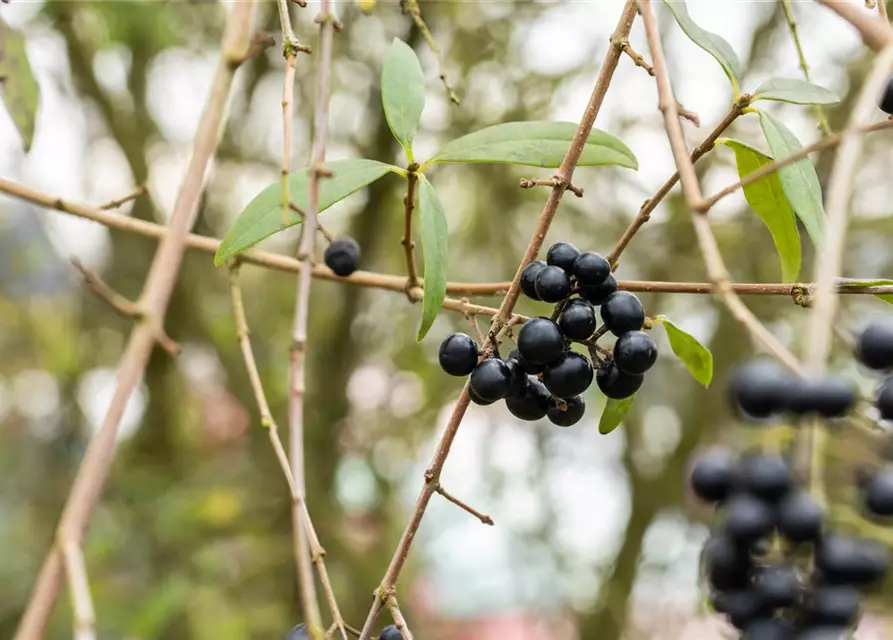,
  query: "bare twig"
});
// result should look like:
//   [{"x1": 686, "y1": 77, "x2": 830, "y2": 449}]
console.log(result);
[
  {"x1": 614, "y1": 37, "x2": 654, "y2": 75},
  {"x1": 97, "y1": 185, "x2": 146, "y2": 210},
  {"x1": 13, "y1": 5, "x2": 257, "y2": 639},
  {"x1": 435, "y1": 483, "x2": 494, "y2": 526},
  {"x1": 519, "y1": 177, "x2": 584, "y2": 197},
  {"x1": 781, "y1": 0, "x2": 832, "y2": 135},
  {"x1": 402, "y1": 0, "x2": 460, "y2": 104},
  {"x1": 386, "y1": 595, "x2": 415, "y2": 640},
  {"x1": 290, "y1": 203, "x2": 334, "y2": 243},
  {"x1": 357, "y1": 3, "x2": 641, "y2": 637},
  {"x1": 639, "y1": 0, "x2": 803, "y2": 374},
  {"x1": 61, "y1": 541, "x2": 95, "y2": 640},
  {"x1": 402, "y1": 169, "x2": 420, "y2": 290}
]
